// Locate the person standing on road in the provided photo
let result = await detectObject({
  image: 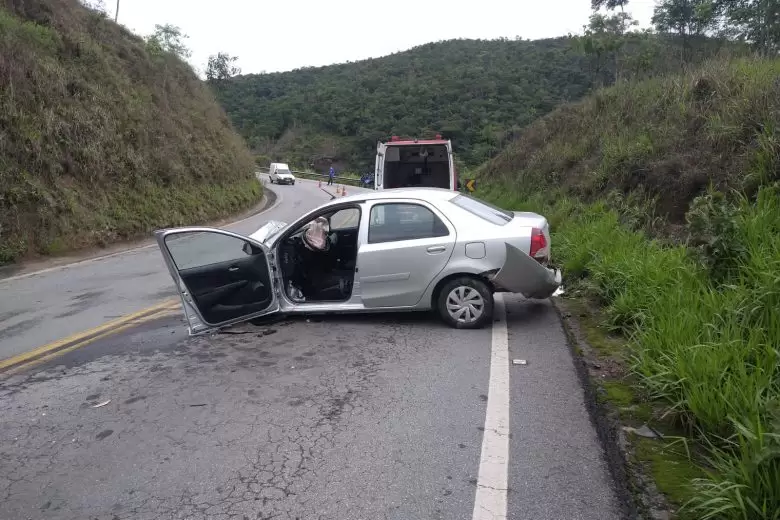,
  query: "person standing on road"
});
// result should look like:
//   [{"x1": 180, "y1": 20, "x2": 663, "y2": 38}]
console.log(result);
[{"x1": 327, "y1": 166, "x2": 335, "y2": 185}]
